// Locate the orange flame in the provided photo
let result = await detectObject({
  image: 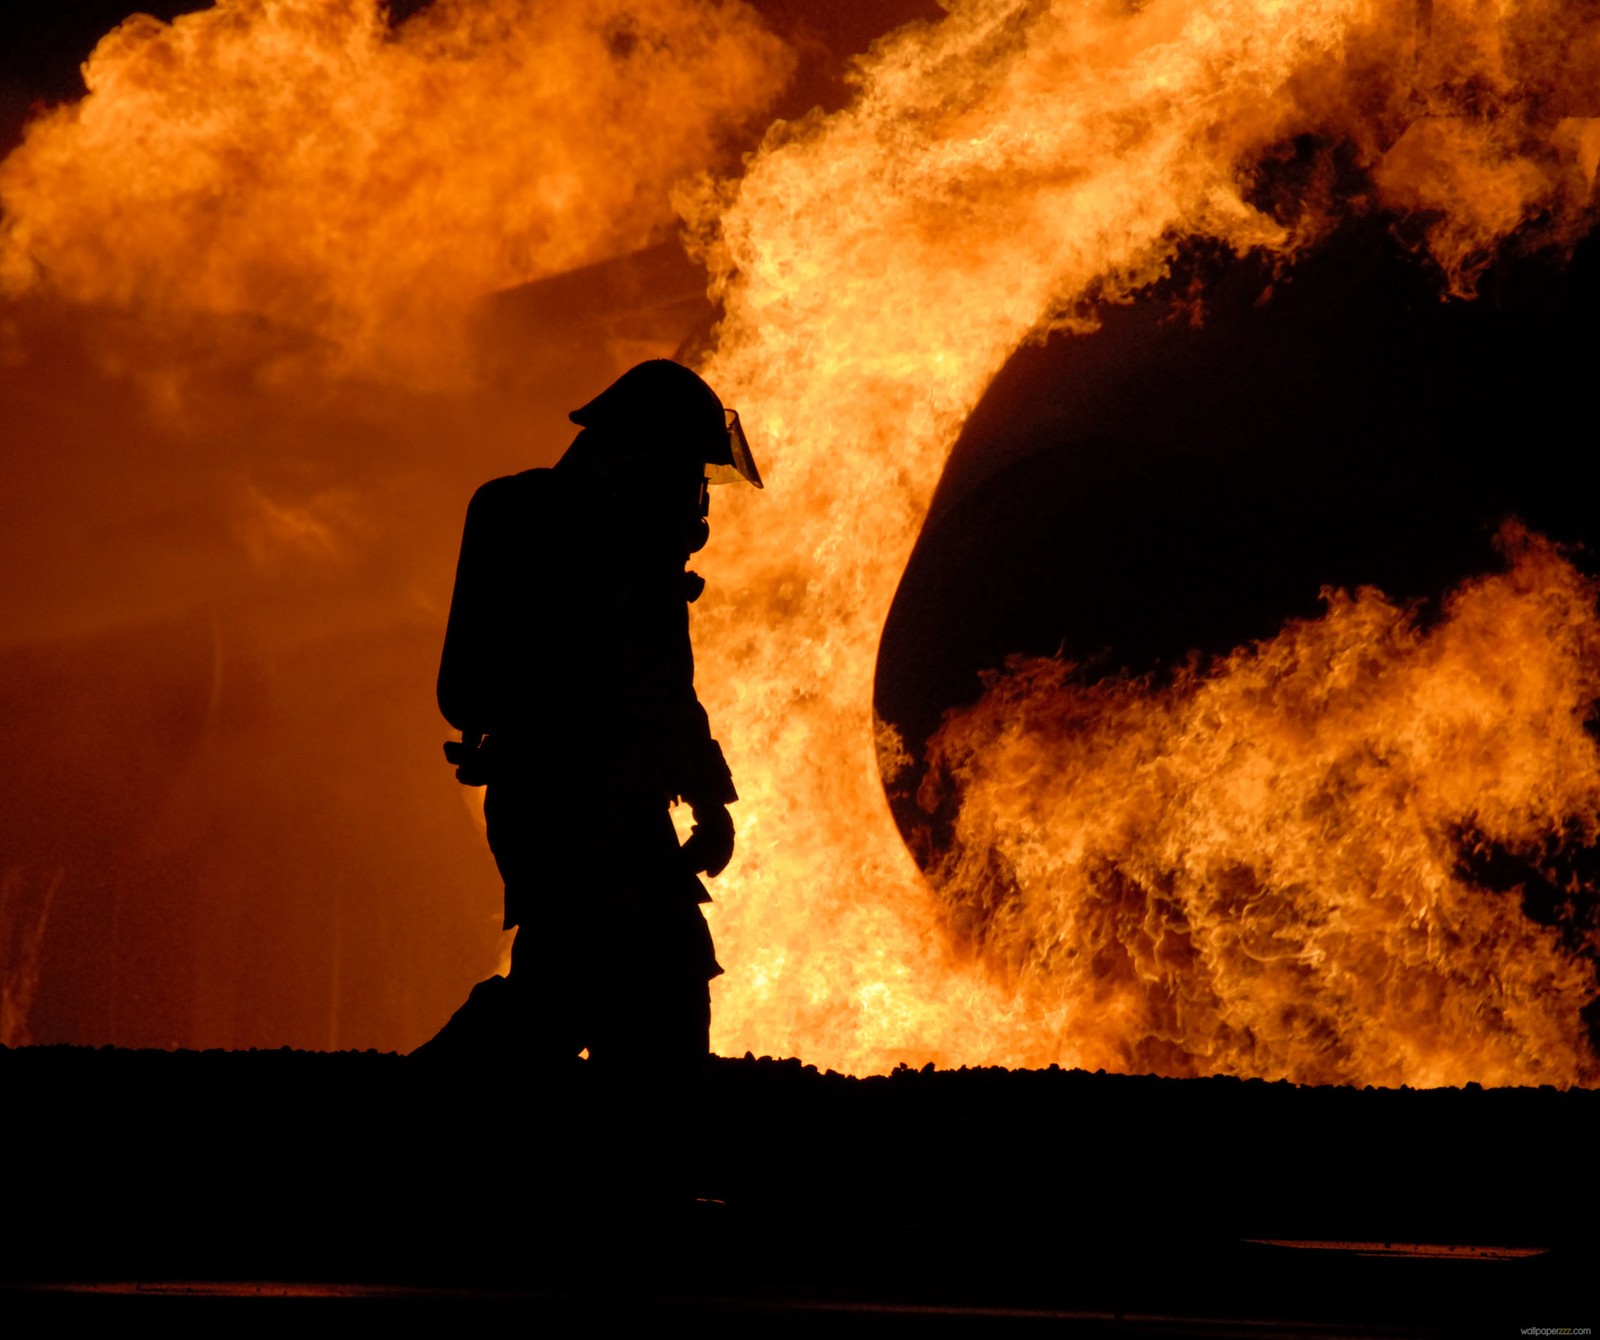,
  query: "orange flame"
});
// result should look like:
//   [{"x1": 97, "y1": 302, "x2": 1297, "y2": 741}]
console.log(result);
[
  {"x1": 921, "y1": 526, "x2": 1600, "y2": 1088},
  {"x1": 0, "y1": 0, "x2": 790, "y2": 384},
  {"x1": 684, "y1": 0, "x2": 1600, "y2": 1079}
]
